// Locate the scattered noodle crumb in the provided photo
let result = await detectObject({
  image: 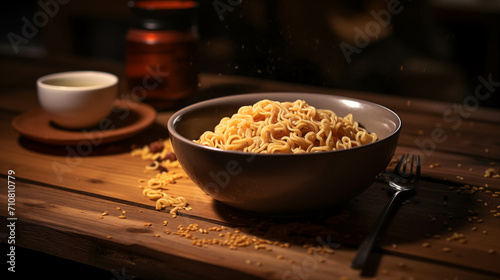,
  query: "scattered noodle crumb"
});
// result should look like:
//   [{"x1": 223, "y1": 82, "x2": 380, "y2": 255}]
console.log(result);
[
  {"x1": 429, "y1": 162, "x2": 441, "y2": 168},
  {"x1": 484, "y1": 167, "x2": 500, "y2": 178},
  {"x1": 131, "y1": 139, "x2": 189, "y2": 217}
]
